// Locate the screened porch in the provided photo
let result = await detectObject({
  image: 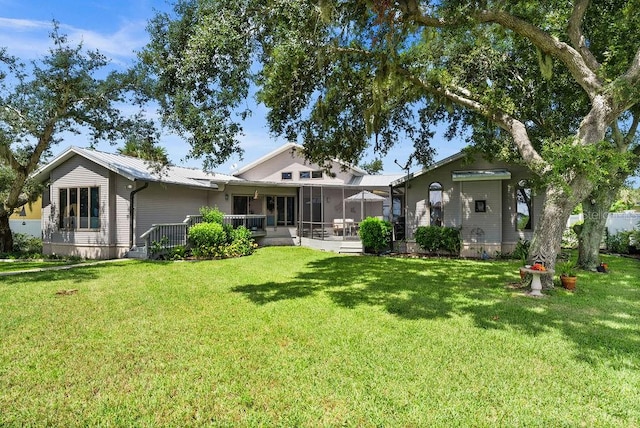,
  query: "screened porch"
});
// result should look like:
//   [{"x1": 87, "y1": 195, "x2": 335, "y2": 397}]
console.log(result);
[{"x1": 298, "y1": 185, "x2": 397, "y2": 241}]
